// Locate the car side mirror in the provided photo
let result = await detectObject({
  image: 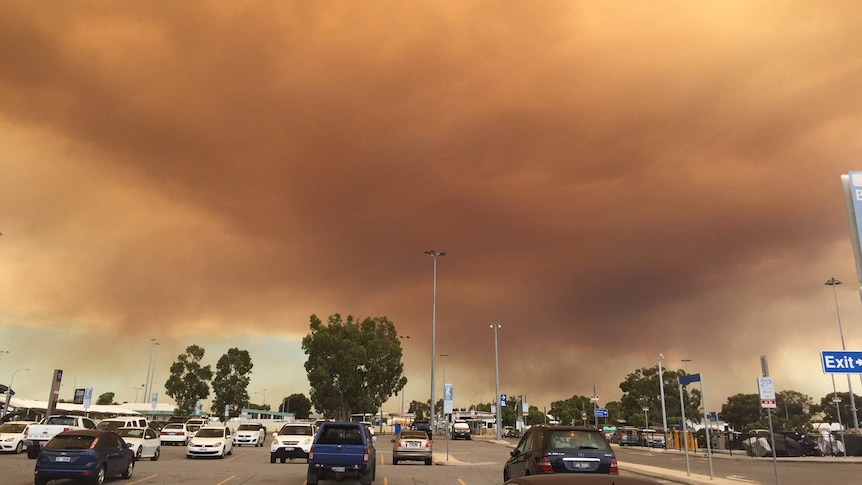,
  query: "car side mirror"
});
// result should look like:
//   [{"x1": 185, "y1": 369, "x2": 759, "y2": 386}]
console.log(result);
[
  {"x1": 510, "y1": 449, "x2": 519, "y2": 457},
  {"x1": 390, "y1": 439, "x2": 396, "y2": 443},
  {"x1": 126, "y1": 443, "x2": 133, "y2": 448}
]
